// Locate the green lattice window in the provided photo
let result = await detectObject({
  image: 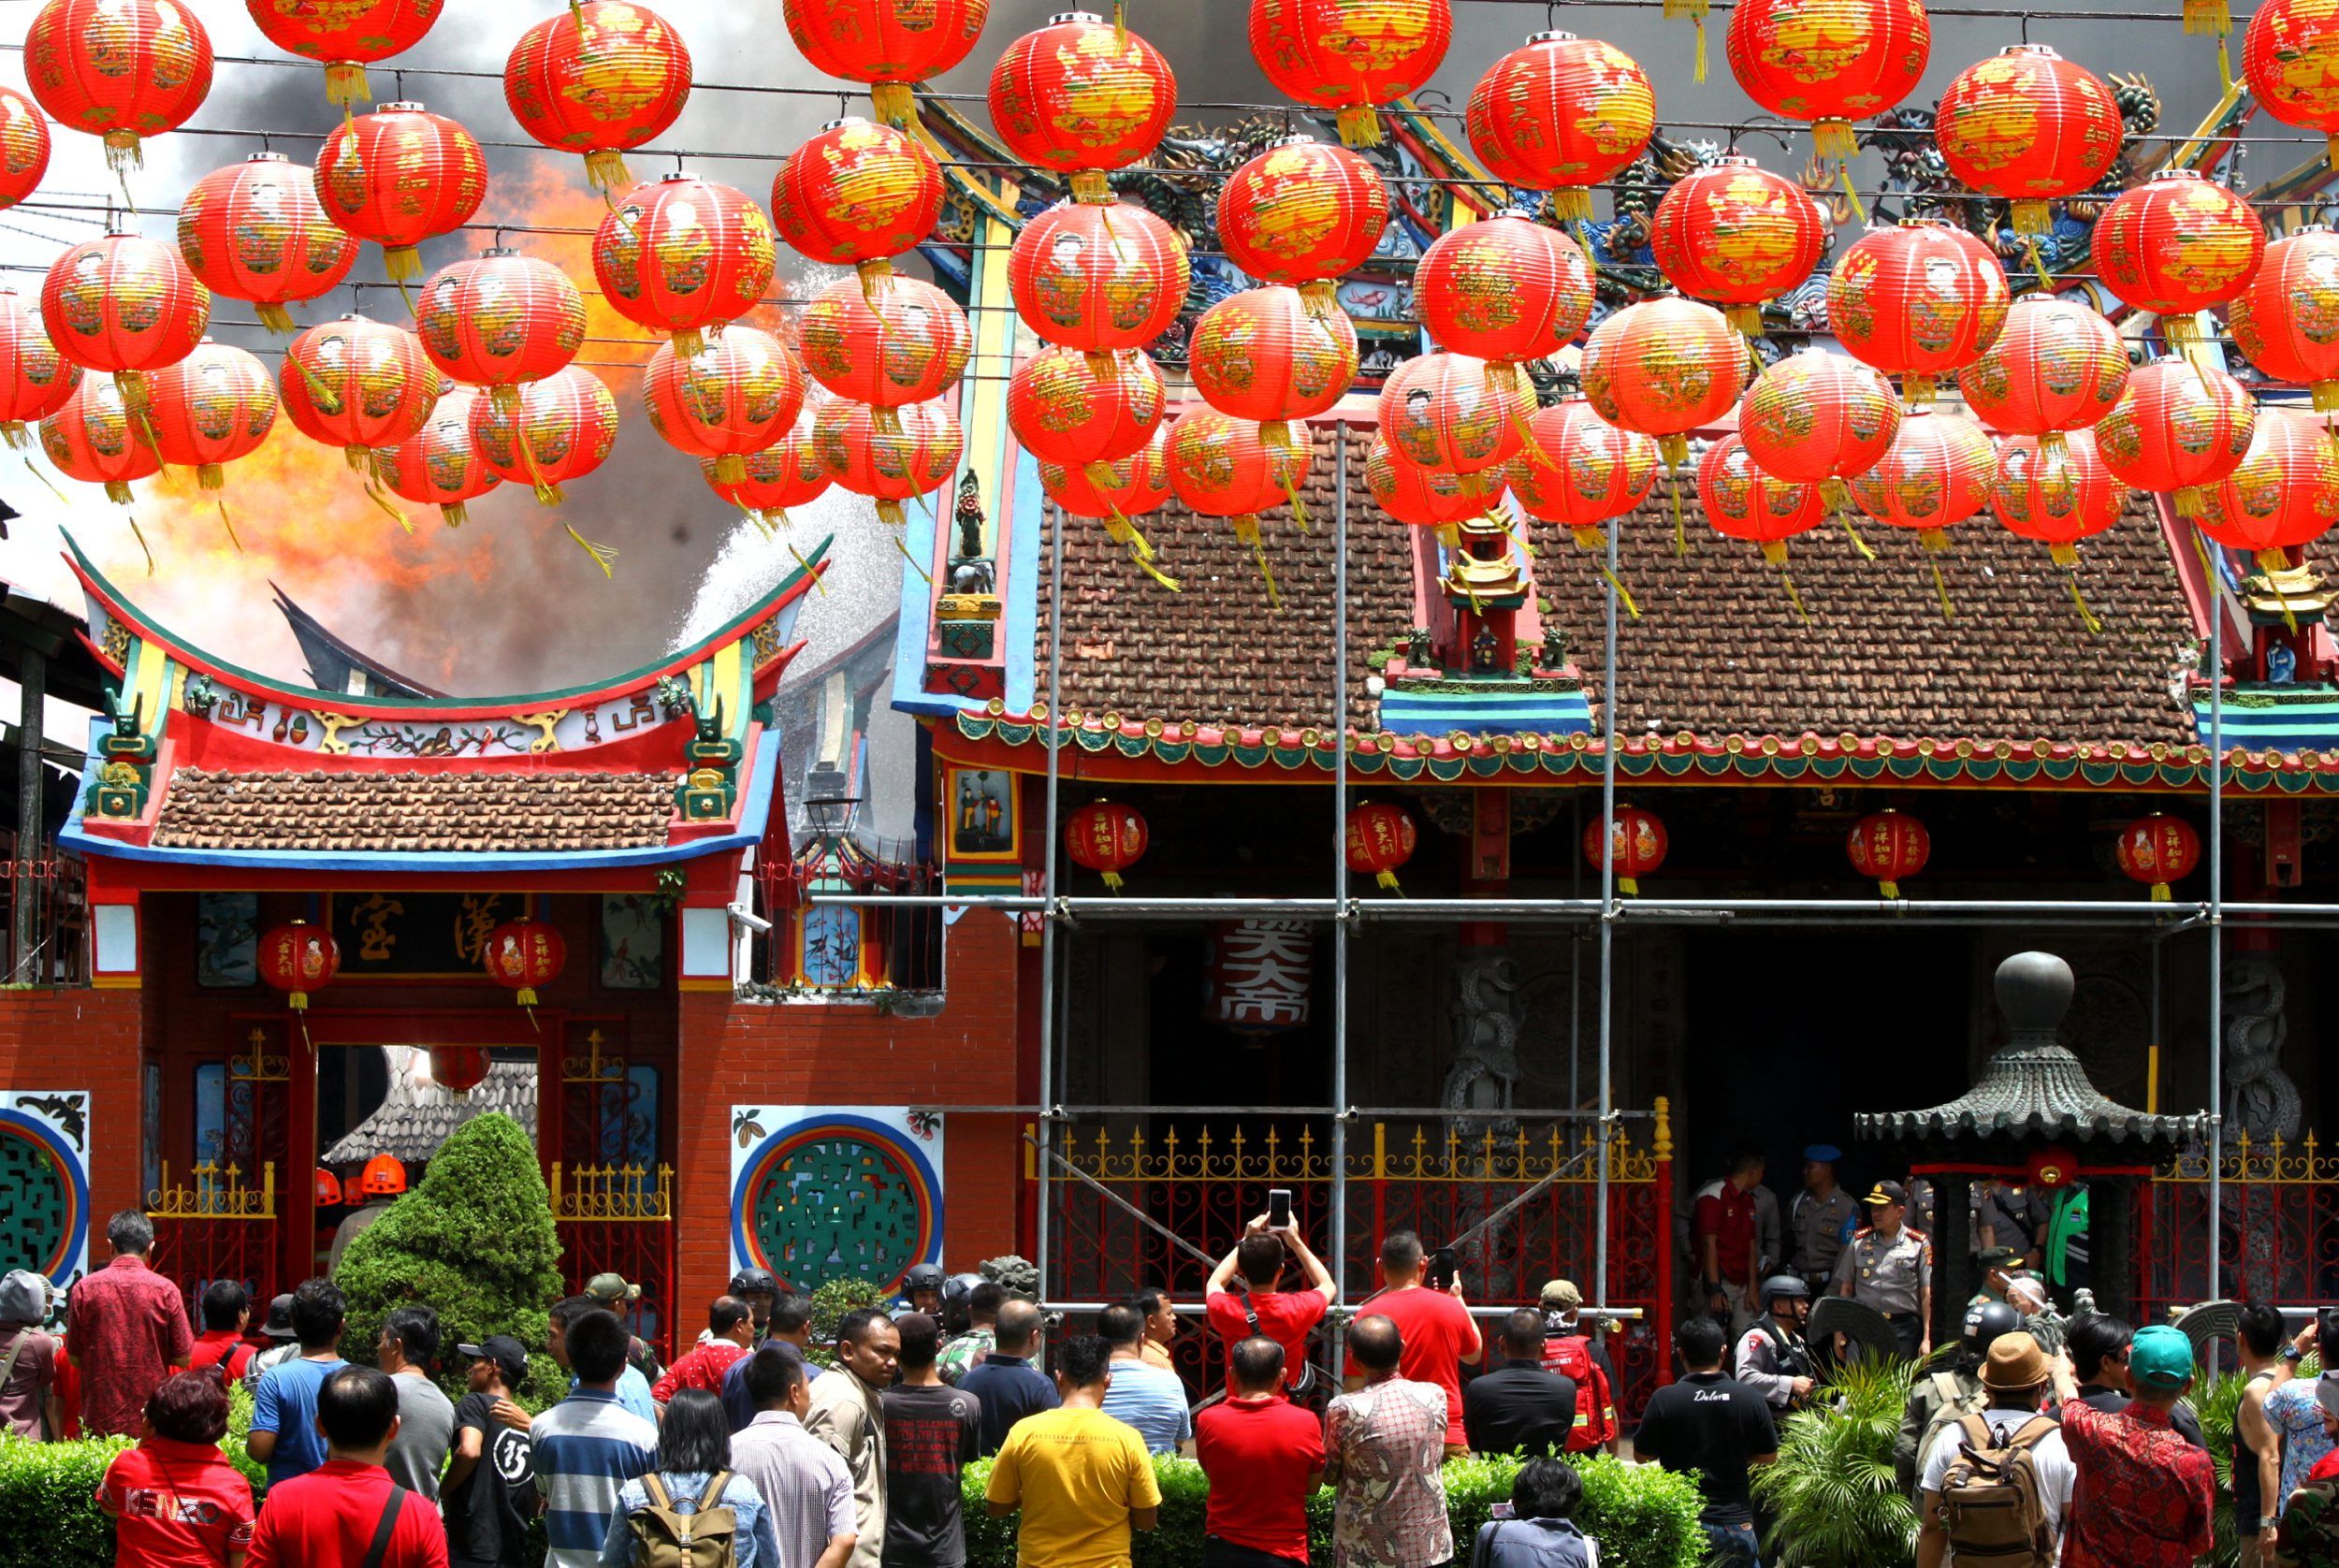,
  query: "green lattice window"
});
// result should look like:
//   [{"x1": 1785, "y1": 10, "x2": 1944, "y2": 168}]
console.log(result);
[
  {"x1": 750, "y1": 1131, "x2": 927, "y2": 1294},
  {"x1": 0, "y1": 1126, "x2": 69, "y2": 1276}
]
